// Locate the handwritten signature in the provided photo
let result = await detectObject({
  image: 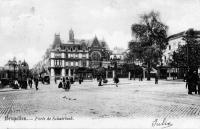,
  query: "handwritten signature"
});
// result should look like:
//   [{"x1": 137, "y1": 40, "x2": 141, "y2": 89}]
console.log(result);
[{"x1": 152, "y1": 117, "x2": 173, "y2": 129}]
